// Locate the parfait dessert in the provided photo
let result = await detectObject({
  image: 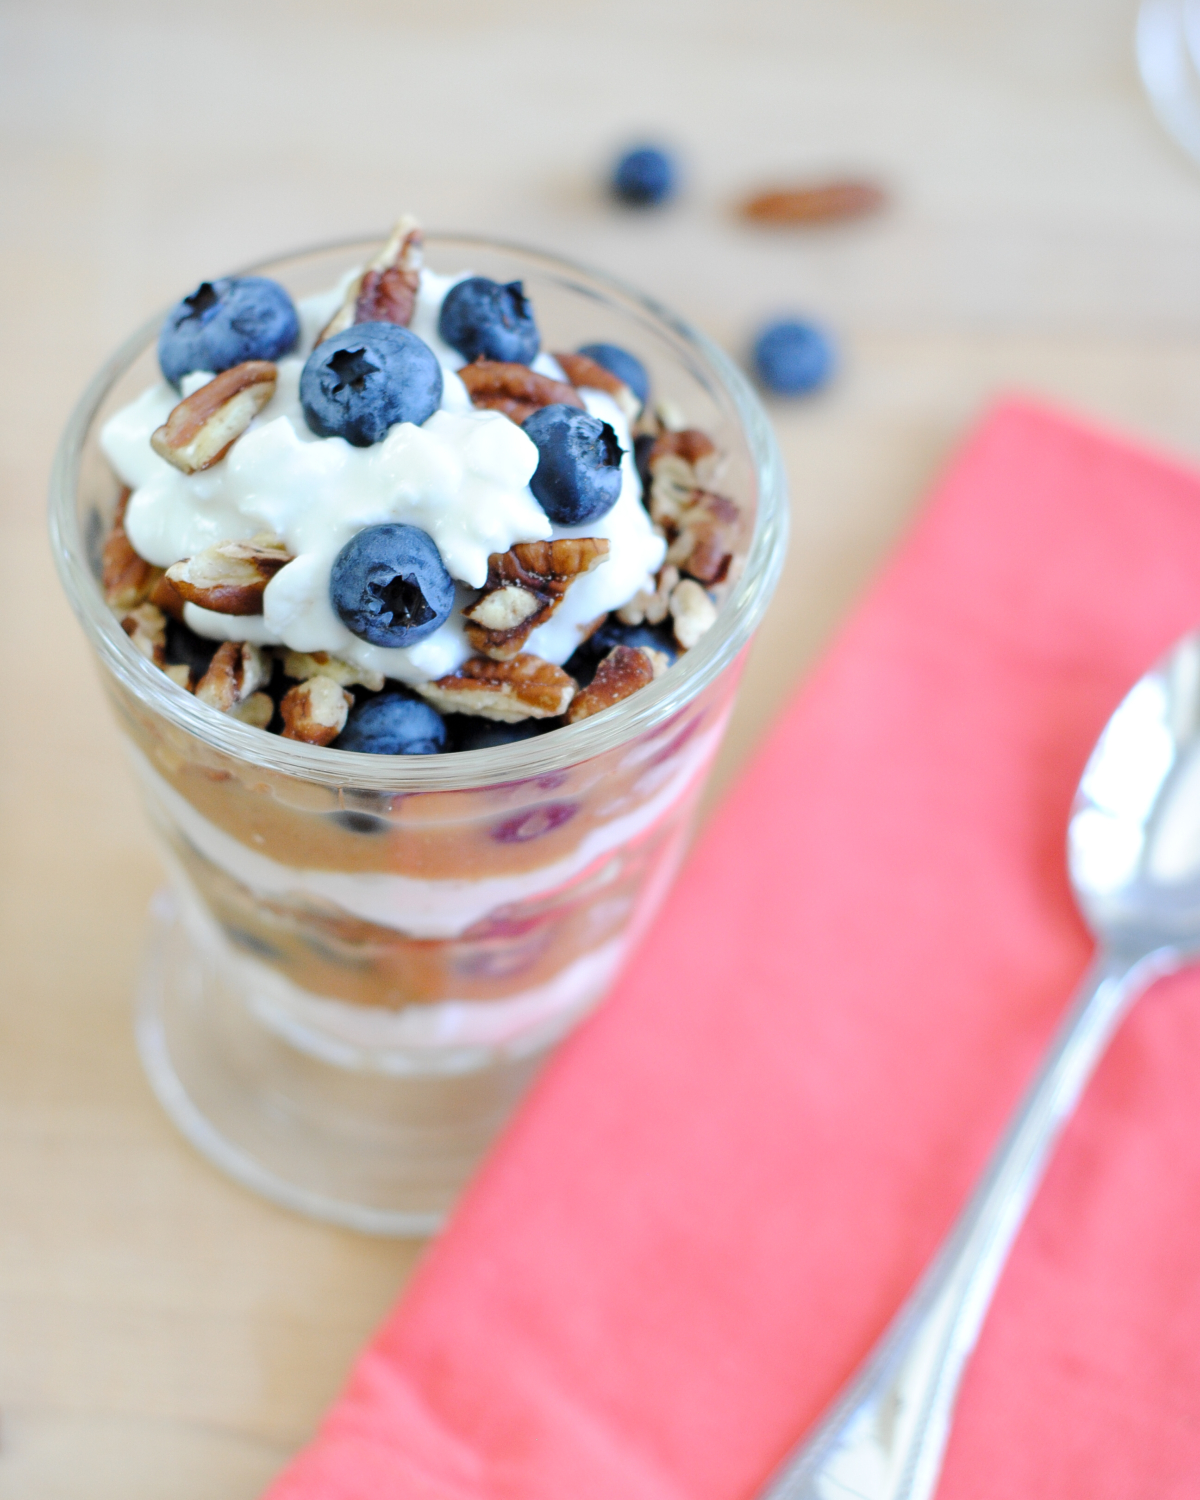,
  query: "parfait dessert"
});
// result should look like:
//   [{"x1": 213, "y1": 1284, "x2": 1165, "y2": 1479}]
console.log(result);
[{"x1": 54, "y1": 218, "x2": 783, "y2": 1227}]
